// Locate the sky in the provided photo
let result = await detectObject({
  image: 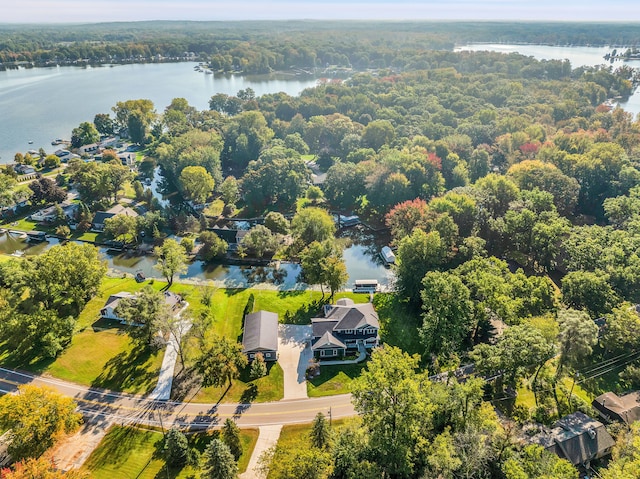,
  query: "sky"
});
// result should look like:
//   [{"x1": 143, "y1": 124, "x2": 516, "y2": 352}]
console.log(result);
[{"x1": 2, "y1": 0, "x2": 640, "y2": 24}]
